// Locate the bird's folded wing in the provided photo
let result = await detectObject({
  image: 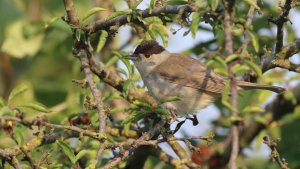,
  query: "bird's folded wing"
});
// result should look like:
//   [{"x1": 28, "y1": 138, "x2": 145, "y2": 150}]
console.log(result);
[{"x1": 154, "y1": 54, "x2": 226, "y2": 94}]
